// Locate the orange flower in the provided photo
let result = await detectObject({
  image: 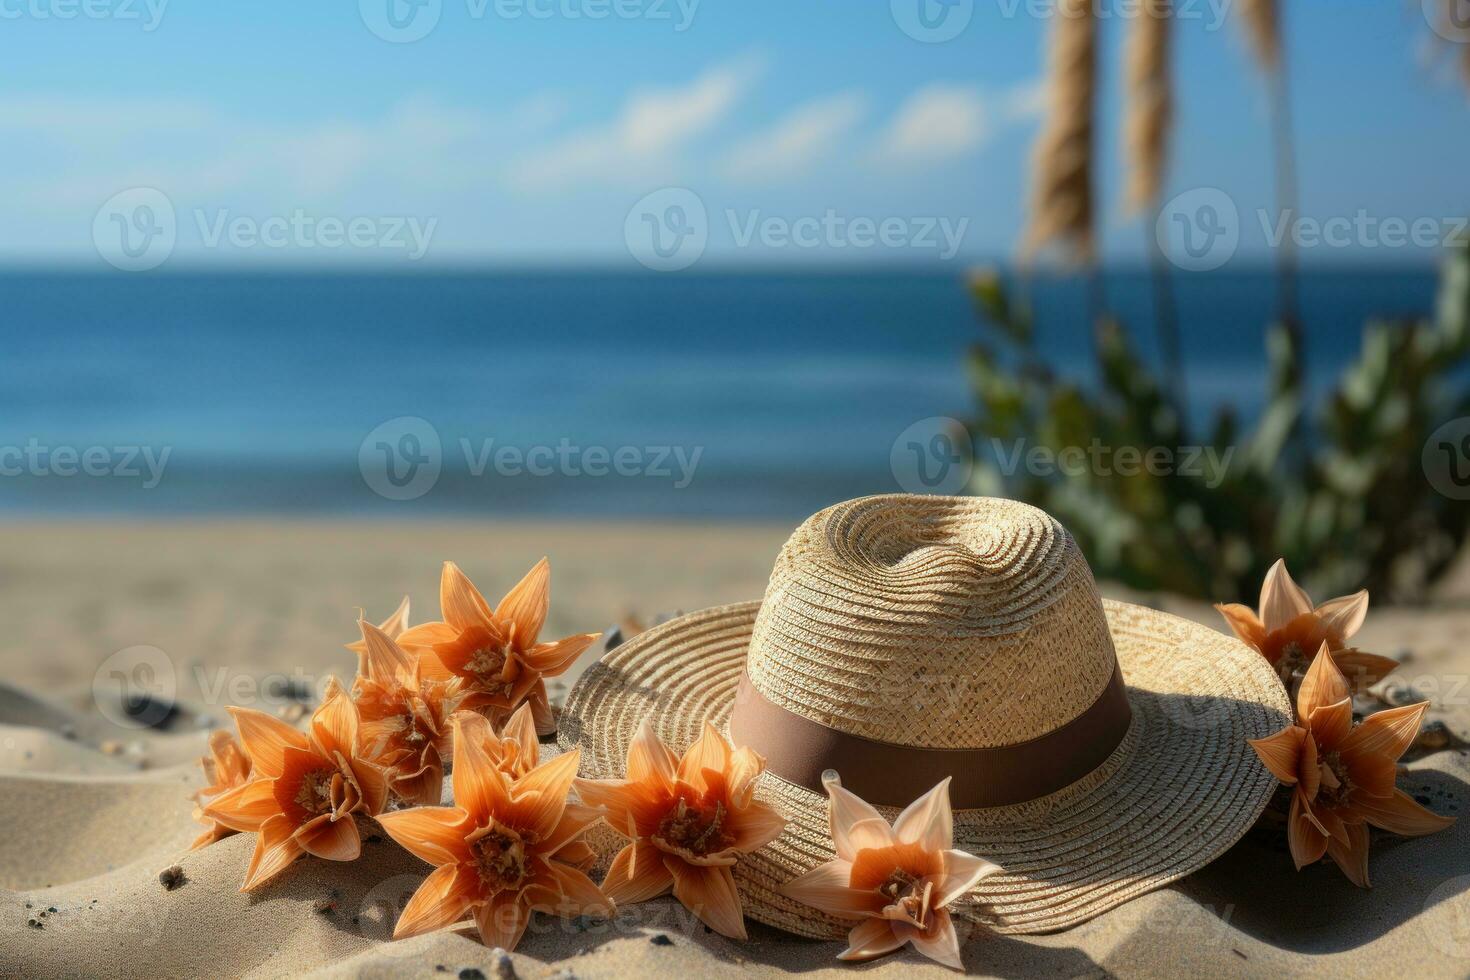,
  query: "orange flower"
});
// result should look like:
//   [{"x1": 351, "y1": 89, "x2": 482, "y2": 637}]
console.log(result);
[
  {"x1": 456, "y1": 703, "x2": 541, "y2": 781},
  {"x1": 190, "y1": 729, "x2": 253, "y2": 849},
  {"x1": 203, "y1": 680, "x2": 389, "y2": 891},
  {"x1": 345, "y1": 595, "x2": 413, "y2": 672},
  {"x1": 1216, "y1": 559, "x2": 1398, "y2": 694},
  {"x1": 574, "y1": 721, "x2": 788, "y2": 940},
  {"x1": 375, "y1": 714, "x2": 609, "y2": 951},
  {"x1": 397, "y1": 560, "x2": 600, "y2": 736},
  {"x1": 353, "y1": 619, "x2": 461, "y2": 806},
  {"x1": 1248, "y1": 641, "x2": 1455, "y2": 886},
  {"x1": 780, "y1": 773, "x2": 999, "y2": 970}
]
